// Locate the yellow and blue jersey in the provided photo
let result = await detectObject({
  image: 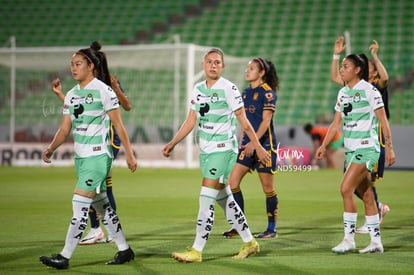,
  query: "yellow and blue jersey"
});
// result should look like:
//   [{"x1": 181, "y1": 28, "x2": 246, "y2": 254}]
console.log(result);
[{"x1": 241, "y1": 83, "x2": 277, "y2": 148}]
